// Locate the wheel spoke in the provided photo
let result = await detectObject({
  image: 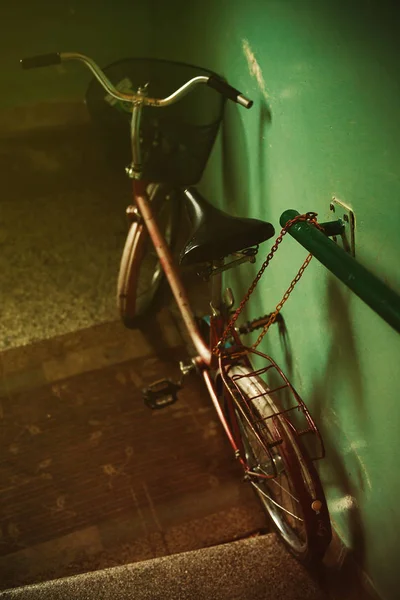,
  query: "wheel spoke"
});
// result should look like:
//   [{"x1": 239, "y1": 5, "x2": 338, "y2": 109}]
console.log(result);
[
  {"x1": 251, "y1": 481, "x2": 304, "y2": 522},
  {"x1": 250, "y1": 441, "x2": 301, "y2": 507},
  {"x1": 269, "y1": 473, "x2": 300, "y2": 505},
  {"x1": 249, "y1": 464, "x2": 301, "y2": 506}
]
